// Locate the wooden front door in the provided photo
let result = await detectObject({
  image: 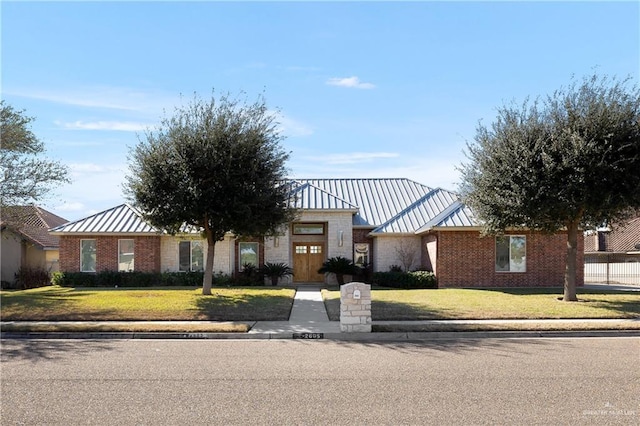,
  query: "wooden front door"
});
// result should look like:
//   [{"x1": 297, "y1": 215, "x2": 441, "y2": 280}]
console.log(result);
[{"x1": 293, "y1": 243, "x2": 325, "y2": 282}]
